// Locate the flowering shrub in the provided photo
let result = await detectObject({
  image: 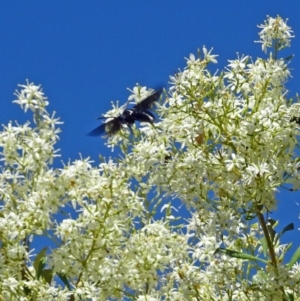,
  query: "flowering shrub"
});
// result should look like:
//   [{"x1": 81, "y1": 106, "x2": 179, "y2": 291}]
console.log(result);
[{"x1": 0, "y1": 15, "x2": 300, "y2": 301}]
